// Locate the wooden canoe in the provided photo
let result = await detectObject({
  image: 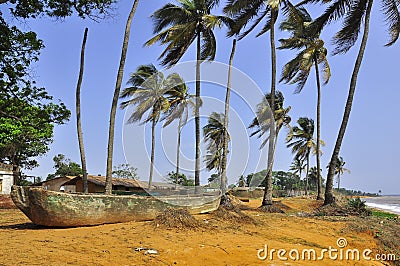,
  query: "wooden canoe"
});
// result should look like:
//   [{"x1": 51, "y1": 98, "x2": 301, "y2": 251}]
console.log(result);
[{"x1": 11, "y1": 186, "x2": 221, "y2": 227}]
